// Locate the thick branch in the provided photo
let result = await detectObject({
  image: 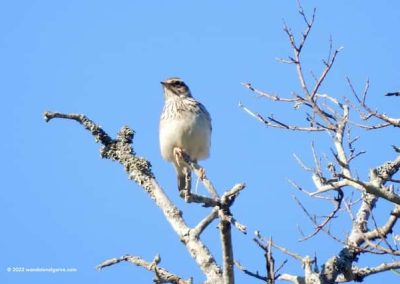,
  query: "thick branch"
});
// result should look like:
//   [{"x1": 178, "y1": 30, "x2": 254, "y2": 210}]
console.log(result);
[
  {"x1": 217, "y1": 183, "x2": 246, "y2": 284},
  {"x1": 346, "y1": 261, "x2": 400, "y2": 282},
  {"x1": 319, "y1": 193, "x2": 377, "y2": 283},
  {"x1": 219, "y1": 210, "x2": 234, "y2": 284},
  {"x1": 44, "y1": 111, "x2": 223, "y2": 283},
  {"x1": 278, "y1": 273, "x2": 305, "y2": 284},
  {"x1": 192, "y1": 208, "x2": 219, "y2": 237},
  {"x1": 364, "y1": 205, "x2": 400, "y2": 241}
]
